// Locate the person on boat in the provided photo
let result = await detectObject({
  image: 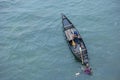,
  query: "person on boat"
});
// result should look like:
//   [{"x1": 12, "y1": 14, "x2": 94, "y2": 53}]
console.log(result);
[
  {"x1": 70, "y1": 31, "x2": 79, "y2": 48},
  {"x1": 73, "y1": 31, "x2": 80, "y2": 44},
  {"x1": 74, "y1": 31, "x2": 78, "y2": 36},
  {"x1": 84, "y1": 64, "x2": 92, "y2": 75}
]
